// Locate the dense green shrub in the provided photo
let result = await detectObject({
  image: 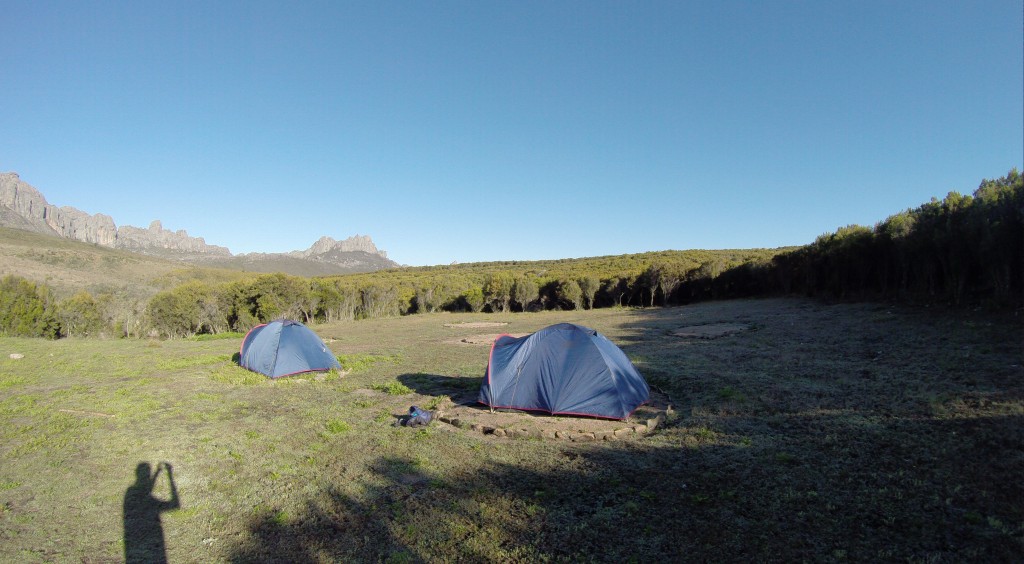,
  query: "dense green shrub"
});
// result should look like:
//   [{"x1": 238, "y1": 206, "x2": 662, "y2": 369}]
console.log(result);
[
  {"x1": 0, "y1": 275, "x2": 60, "y2": 338},
  {"x1": 687, "y1": 169, "x2": 1024, "y2": 306},
  {"x1": 58, "y1": 291, "x2": 104, "y2": 338}
]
